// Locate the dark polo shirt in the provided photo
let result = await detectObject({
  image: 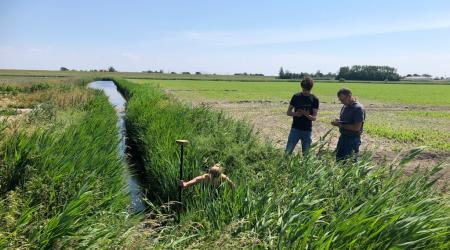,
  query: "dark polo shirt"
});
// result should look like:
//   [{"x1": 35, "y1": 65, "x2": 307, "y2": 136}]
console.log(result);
[{"x1": 339, "y1": 101, "x2": 366, "y2": 137}]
